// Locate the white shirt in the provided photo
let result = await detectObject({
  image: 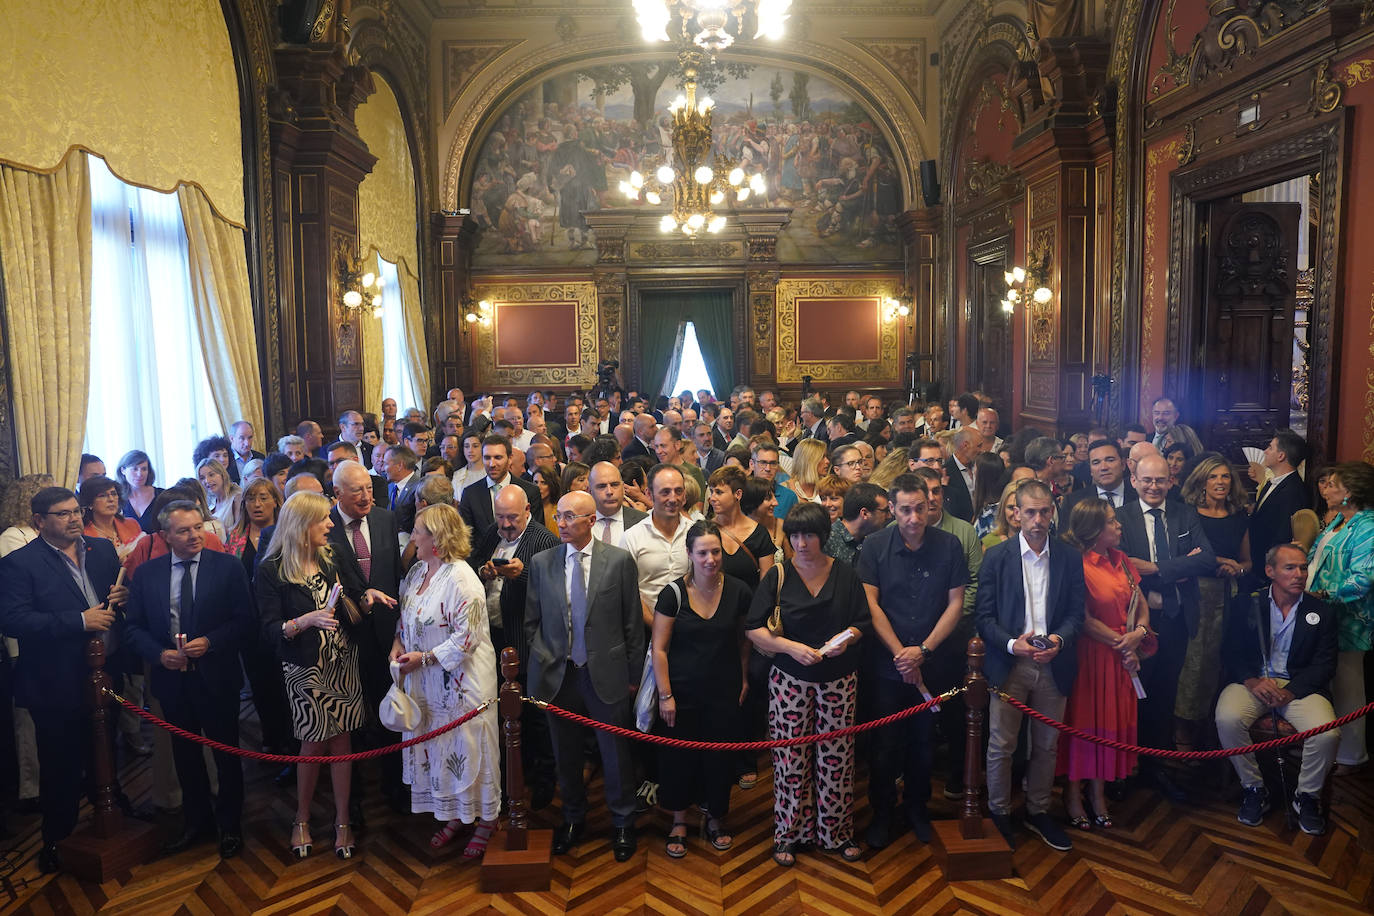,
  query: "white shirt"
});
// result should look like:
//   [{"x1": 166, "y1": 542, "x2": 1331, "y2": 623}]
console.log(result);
[
  {"x1": 485, "y1": 527, "x2": 525, "y2": 627},
  {"x1": 1012, "y1": 532, "x2": 1051, "y2": 655},
  {"x1": 1138, "y1": 497, "x2": 1167, "y2": 562},
  {"x1": 512, "y1": 430, "x2": 535, "y2": 451},
  {"x1": 620, "y1": 514, "x2": 691, "y2": 609},
  {"x1": 954, "y1": 455, "x2": 974, "y2": 494},
  {"x1": 337, "y1": 506, "x2": 371, "y2": 554},
  {"x1": 1258, "y1": 470, "x2": 1293, "y2": 508},
  {"x1": 452, "y1": 465, "x2": 484, "y2": 499},
  {"x1": 1097, "y1": 483, "x2": 1126, "y2": 507},
  {"x1": 486, "y1": 472, "x2": 514, "y2": 510},
  {"x1": 564, "y1": 540, "x2": 594, "y2": 644}
]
